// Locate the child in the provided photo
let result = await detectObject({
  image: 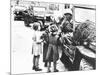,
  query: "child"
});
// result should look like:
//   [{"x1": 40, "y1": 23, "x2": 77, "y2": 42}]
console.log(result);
[
  {"x1": 46, "y1": 25, "x2": 59, "y2": 72},
  {"x1": 32, "y1": 22, "x2": 43, "y2": 71},
  {"x1": 41, "y1": 28, "x2": 49, "y2": 67}
]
